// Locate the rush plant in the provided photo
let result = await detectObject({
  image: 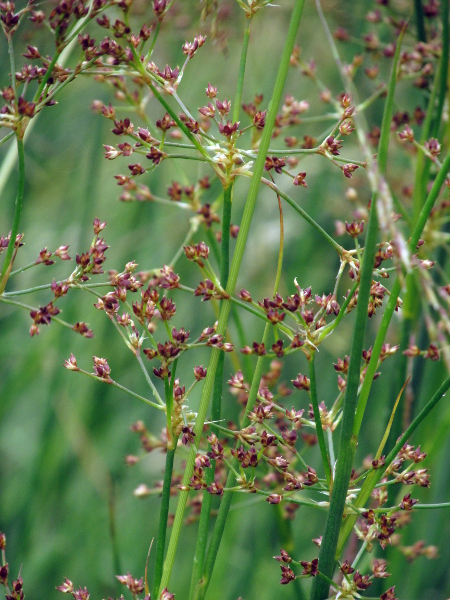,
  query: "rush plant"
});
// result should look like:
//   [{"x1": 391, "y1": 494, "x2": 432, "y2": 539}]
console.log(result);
[{"x1": 1, "y1": 1, "x2": 449, "y2": 599}]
